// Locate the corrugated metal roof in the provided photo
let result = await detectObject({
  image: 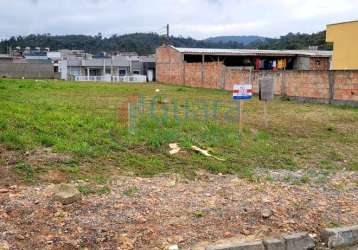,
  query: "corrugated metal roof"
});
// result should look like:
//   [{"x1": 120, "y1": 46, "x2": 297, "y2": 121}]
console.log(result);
[{"x1": 172, "y1": 46, "x2": 332, "y2": 57}]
